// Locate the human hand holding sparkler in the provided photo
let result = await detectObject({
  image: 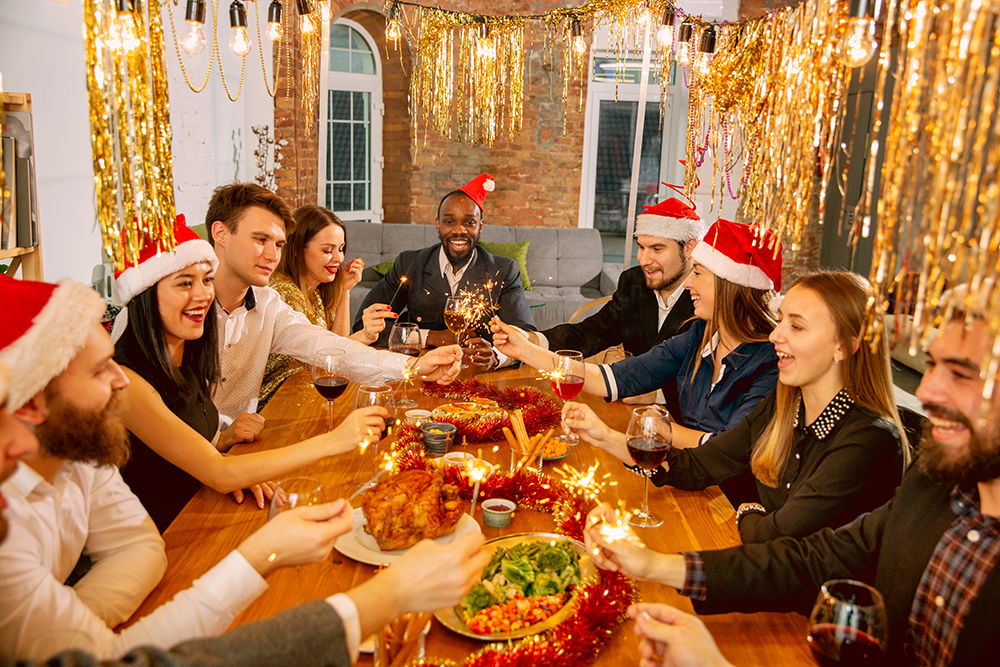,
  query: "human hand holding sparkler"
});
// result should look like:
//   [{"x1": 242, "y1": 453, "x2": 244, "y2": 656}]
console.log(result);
[
  {"x1": 463, "y1": 337, "x2": 499, "y2": 371},
  {"x1": 330, "y1": 406, "x2": 391, "y2": 455},
  {"x1": 630, "y1": 604, "x2": 735, "y2": 667},
  {"x1": 562, "y1": 402, "x2": 629, "y2": 461},
  {"x1": 490, "y1": 316, "x2": 549, "y2": 368},
  {"x1": 356, "y1": 303, "x2": 397, "y2": 344},
  {"x1": 584, "y1": 504, "x2": 687, "y2": 587},
  {"x1": 407, "y1": 344, "x2": 462, "y2": 384}
]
